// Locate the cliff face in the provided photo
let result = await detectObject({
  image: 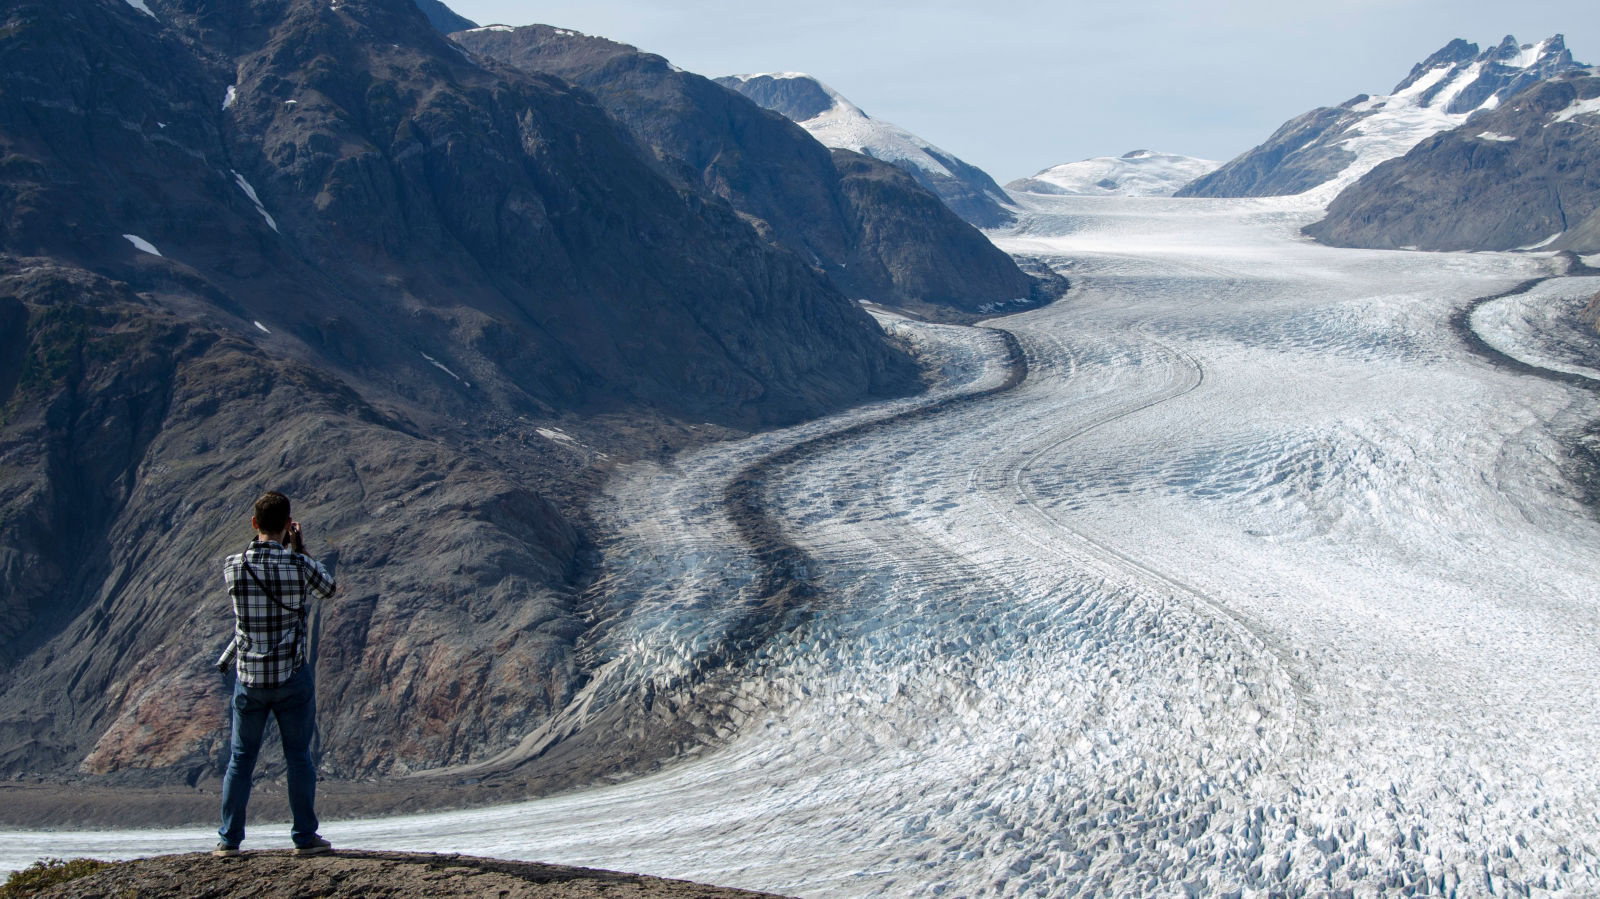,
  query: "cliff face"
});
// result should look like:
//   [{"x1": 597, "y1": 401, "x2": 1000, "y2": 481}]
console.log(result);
[
  {"x1": 1304, "y1": 74, "x2": 1600, "y2": 252},
  {"x1": 452, "y1": 25, "x2": 1059, "y2": 319},
  {"x1": 0, "y1": 0, "x2": 921, "y2": 785}
]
